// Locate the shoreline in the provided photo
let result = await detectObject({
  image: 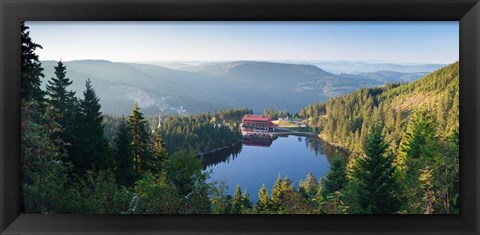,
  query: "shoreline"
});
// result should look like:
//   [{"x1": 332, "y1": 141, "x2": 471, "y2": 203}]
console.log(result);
[
  {"x1": 316, "y1": 133, "x2": 352, "y2": 154},
  {"x1": 198, "y1": 131, "x2": 352, "y2": 158},
  {"x1": 196, "y1": 141, "x2": 242, "y2": 156}
]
